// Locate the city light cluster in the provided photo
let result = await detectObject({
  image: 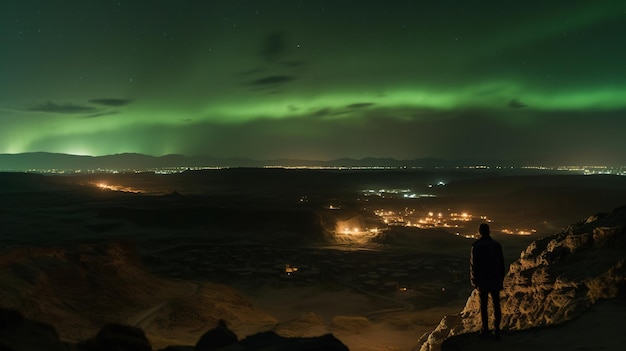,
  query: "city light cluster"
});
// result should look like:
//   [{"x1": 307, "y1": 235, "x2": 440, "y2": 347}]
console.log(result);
[
  {"x1": 501, "y1": 228, "x2": 536, "y2": 235},
  {"x1": 362, "y1": 188, "x2": 437, "y2": 199},
  {"x1": 8, "y1": 164, "x2": 626, "y2": 175},
  {"x1": 373, "y1": 208, "x2": 489, "y2": 230},
  {"x1": 337, "y1": 227, "x2": 381, "y2": 235}
]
